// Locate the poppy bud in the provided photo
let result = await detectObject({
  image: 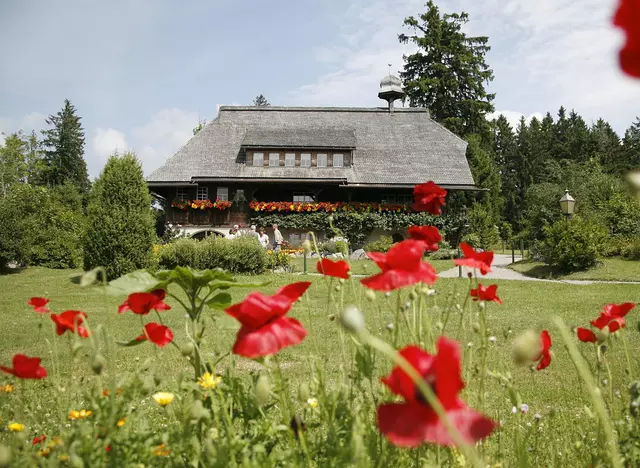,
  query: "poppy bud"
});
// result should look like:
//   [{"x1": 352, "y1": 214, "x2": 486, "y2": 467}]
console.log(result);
[
  {"x1": 0, "y1": 445, "x2": 11, "y2": 468},
  {"x1": 290, "y1": 415, "x2": 306, "y2": 437},
  {"x1": 339, "y1": 278, "x2": 345, "y2": 284},
  {"x1": 254, "y1": 374, "x2": 270, "y2": 406},
  {"x1": 72, "y1": 342, "x2": 83, "y2": 357},
  {"x1": 596, "y1": 328, "x2": 609, "y2": 343},
  {"x1": 472, "y1": 323, "x2": 480, "y2": 333},
  {"x1": 91, "y1": 355, "x2": 105, "y2": 375},
  {"x1": 191, "y1": 400, "x2": 211, "y2": 422},
  {"x1": 512, "y1": 330, "x2": 542, "y2": 366},
  {"x1": 302, "y1": 240, "x2": 312, "y2": 254},
  {"x1": 386, "y1": 323, "x2": 394, "y2": 332},
  {"x1": 364, "y1": 289, "x2": 376, "y2": 302},
  {"x1": 334, "y1": 285, "x2": 341, "y2": 292},
  {"x1": 409, "y1": 291, "x2": 418, "y2": 301},
  {"x1": 339, "y1": 305, "x2": 365, "y2": 334},
  {"x1": 298, "y1": 383, "x2": 310, "y2": 402},
  {"x1": 70, "y1": 454, "x2": 85, "y2": 468},
  {"x1": 435, "y1": 321, "x2": 443, "y2": 331},
  {"x1": 181, "y1": 343, "x2": 195, "y2": 357},
  {"x1": 328, "y1": 314, "x2": 336, "y2": 321},
  {"x1": 154, "y1": 374, "x2": 163, "y2": 386}
]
